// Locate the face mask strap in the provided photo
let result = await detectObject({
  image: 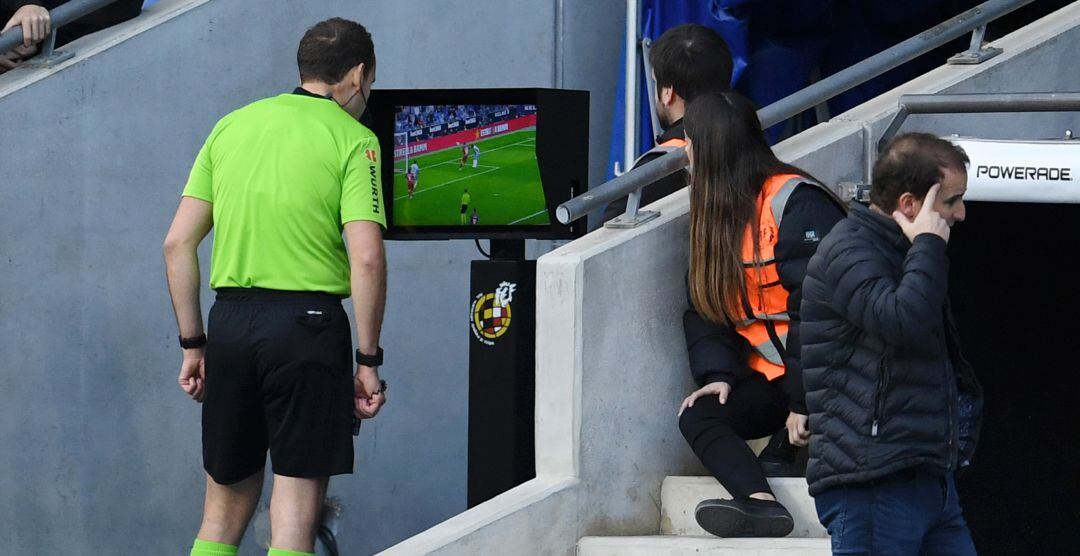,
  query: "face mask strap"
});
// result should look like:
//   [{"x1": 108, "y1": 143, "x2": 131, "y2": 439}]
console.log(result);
[{"x1": 337, "y1": 88, "x2": 360, "y2": 110}]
